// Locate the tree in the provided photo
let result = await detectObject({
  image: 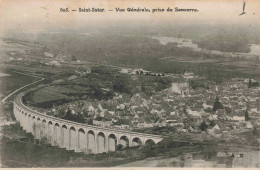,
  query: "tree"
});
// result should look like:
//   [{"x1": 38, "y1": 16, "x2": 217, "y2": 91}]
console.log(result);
[
  {"x1": 71, "y1": 55, "x2": 77, "y2": 61},
  {"x1": 116, "y1": 144, "x2": 124, "y2": 151},
  {"x1": 212, "y1": 95, "x2": 223, "y2": 112},
  {"x1": 87, "y1": 118, "x2": 93, "y2": 125},
  {"x1": 183, "y1": 106, "x2": 188, "y2": 115},
  {"x1": 248, "y1": 78, "x2": 252, "y2": 88},
  {"x1": 245, "y1": 109, "x2": 249, "y2": 121},
  {"x1": 248, "y1": 78, "x2": 259, "y2": 88},
  {"x1": 199, "y1": 121, "x2": 208, "y2": 131},
  {"x1": 252, "y1": 126, "x2": 260, "y2": 137}
]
